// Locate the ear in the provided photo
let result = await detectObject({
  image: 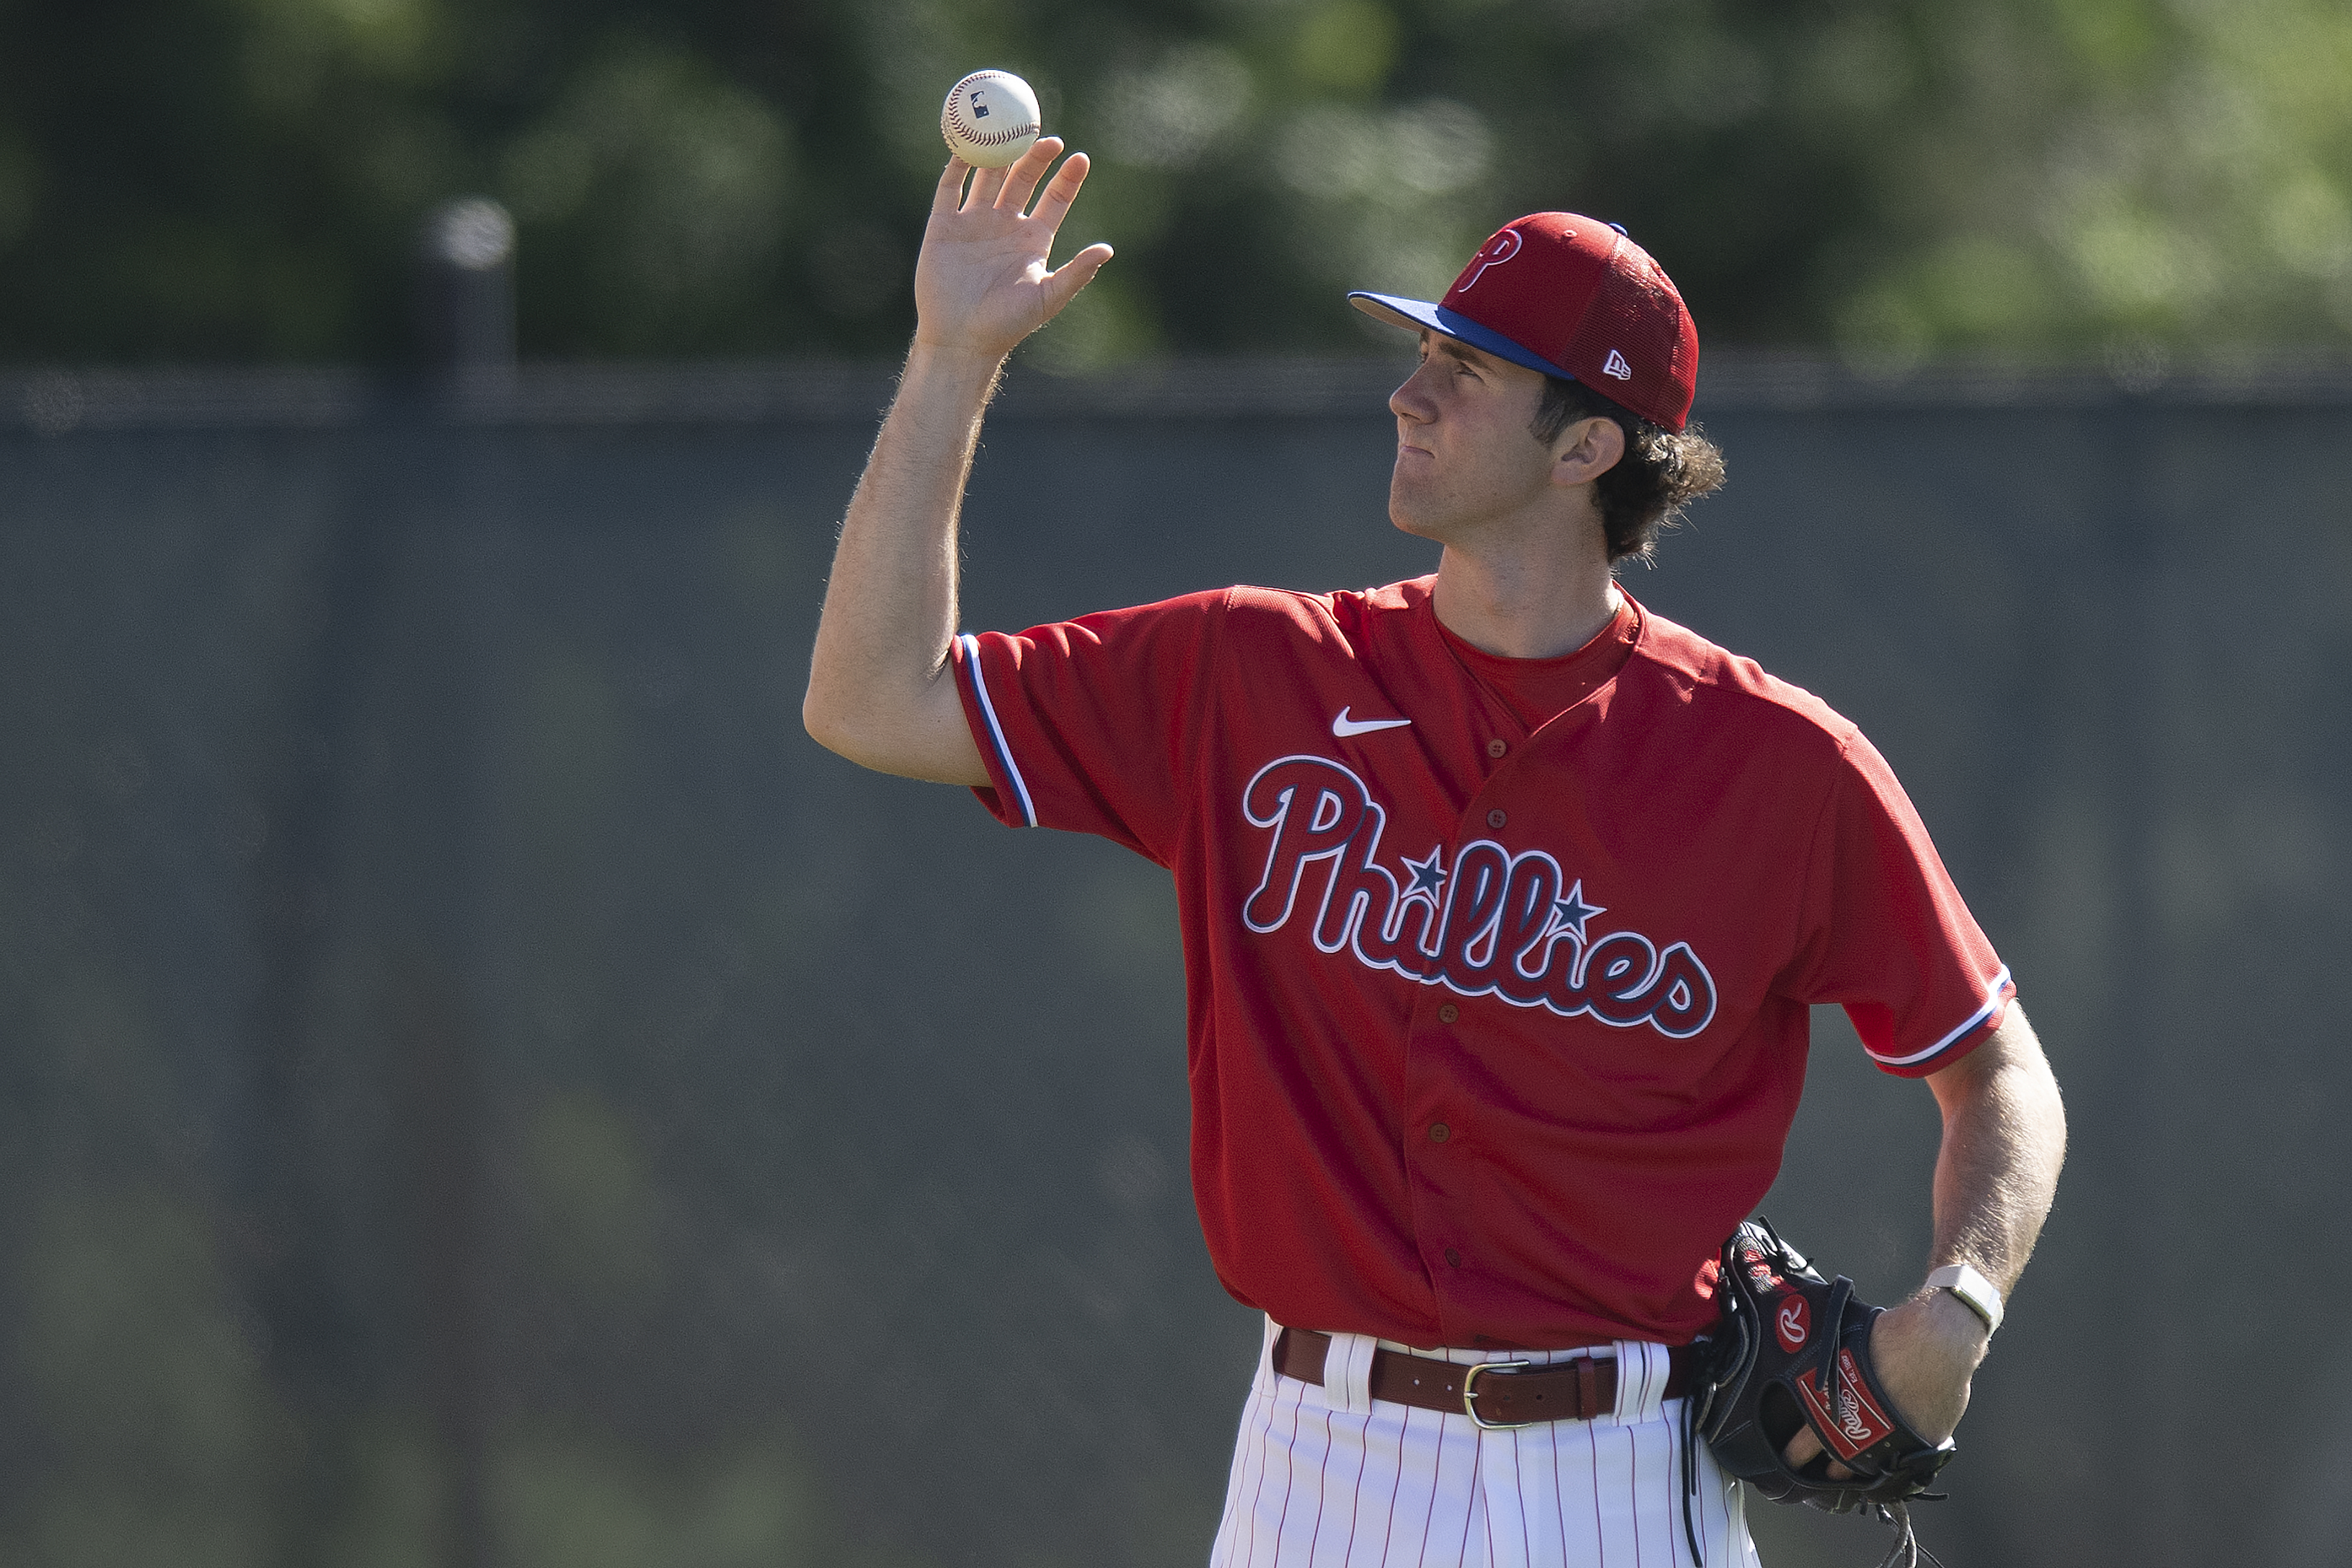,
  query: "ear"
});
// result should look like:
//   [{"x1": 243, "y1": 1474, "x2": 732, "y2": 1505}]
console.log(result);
[{"x1": 1551, "y1": 416, "x2": 1626, "y2": 488}]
